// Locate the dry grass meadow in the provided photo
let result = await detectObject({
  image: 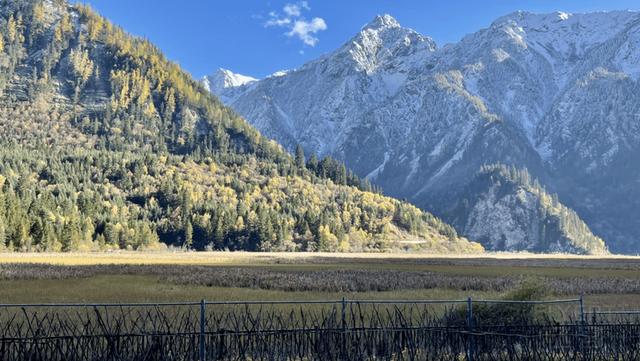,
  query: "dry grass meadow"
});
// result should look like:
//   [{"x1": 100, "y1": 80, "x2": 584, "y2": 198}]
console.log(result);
[{"x1": 1, "y1": 252, "x2": 639, "y2": 310}]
